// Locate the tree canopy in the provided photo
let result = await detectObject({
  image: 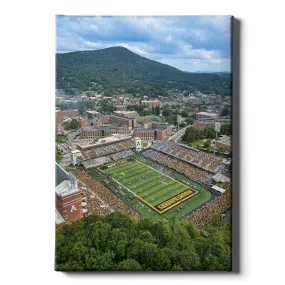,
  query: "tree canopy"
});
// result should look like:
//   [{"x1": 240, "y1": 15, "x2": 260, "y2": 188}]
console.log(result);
[
  {"x1": 62, "y1": 118, "x2": 79, "y2": 130},
  {"x1": 220, "y1": 124, "x2": 232, "y2": 136},
  {"x1": 55, "y1": 212, "x2": 231, "y2": 271},
  {"x1": 182, "y1": 126, "x2": 216, "y2": 144}
]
